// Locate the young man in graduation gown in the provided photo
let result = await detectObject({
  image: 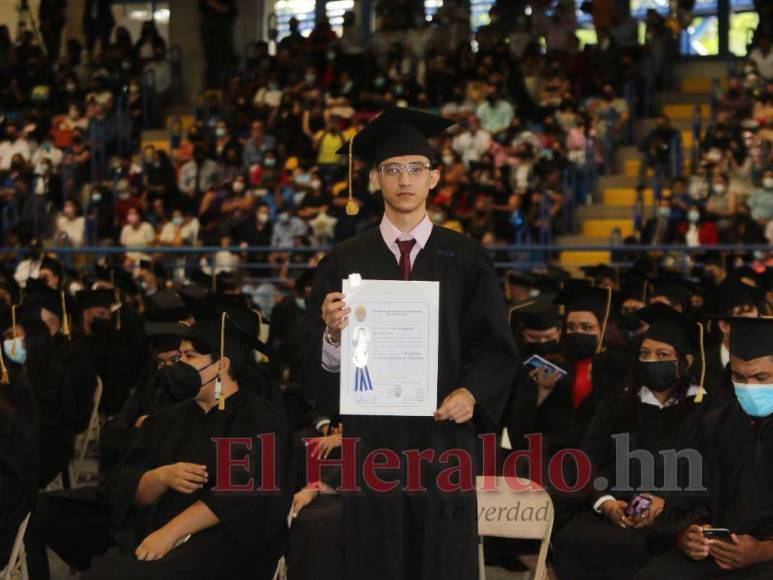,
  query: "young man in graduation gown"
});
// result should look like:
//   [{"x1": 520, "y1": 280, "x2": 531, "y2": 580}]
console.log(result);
[
  {"x1": 304, "y1": 107, "x2": 519, "y2": 580},
  {"x1": 635, "y1": 317, "x2": 773, "y2": 579}
]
